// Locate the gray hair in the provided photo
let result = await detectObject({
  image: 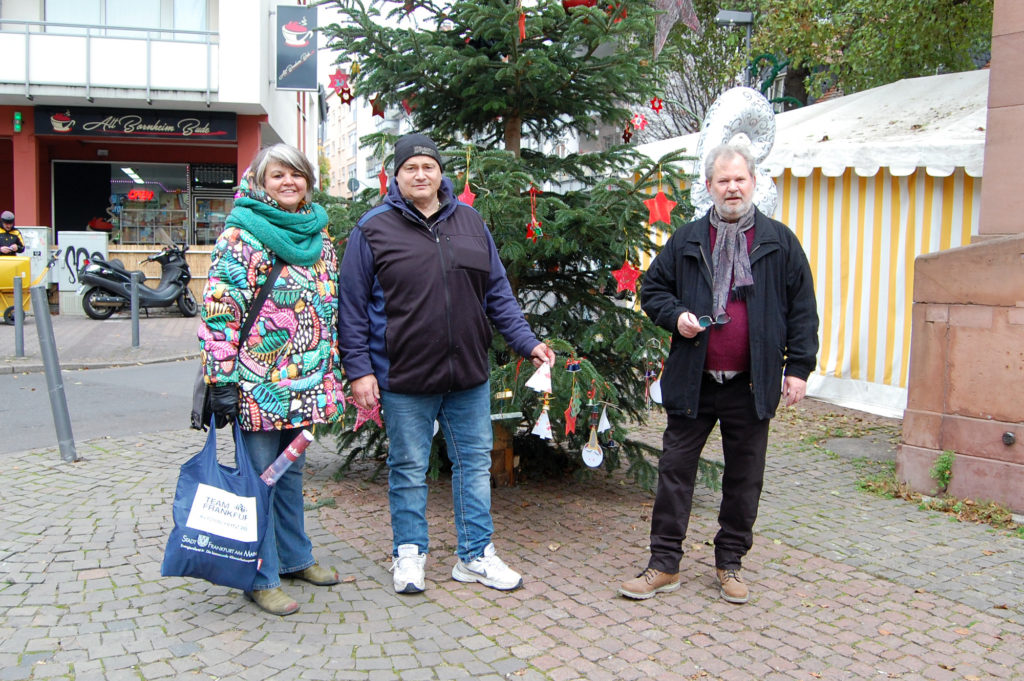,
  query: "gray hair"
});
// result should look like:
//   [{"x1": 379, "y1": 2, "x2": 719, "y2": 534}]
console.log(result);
[
  {"x1": 704, "y1": 142, "x2": 756, "y2": 181},
  {"x1": 248, "y1": 143, "x2": 316, "y2": 204}
]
